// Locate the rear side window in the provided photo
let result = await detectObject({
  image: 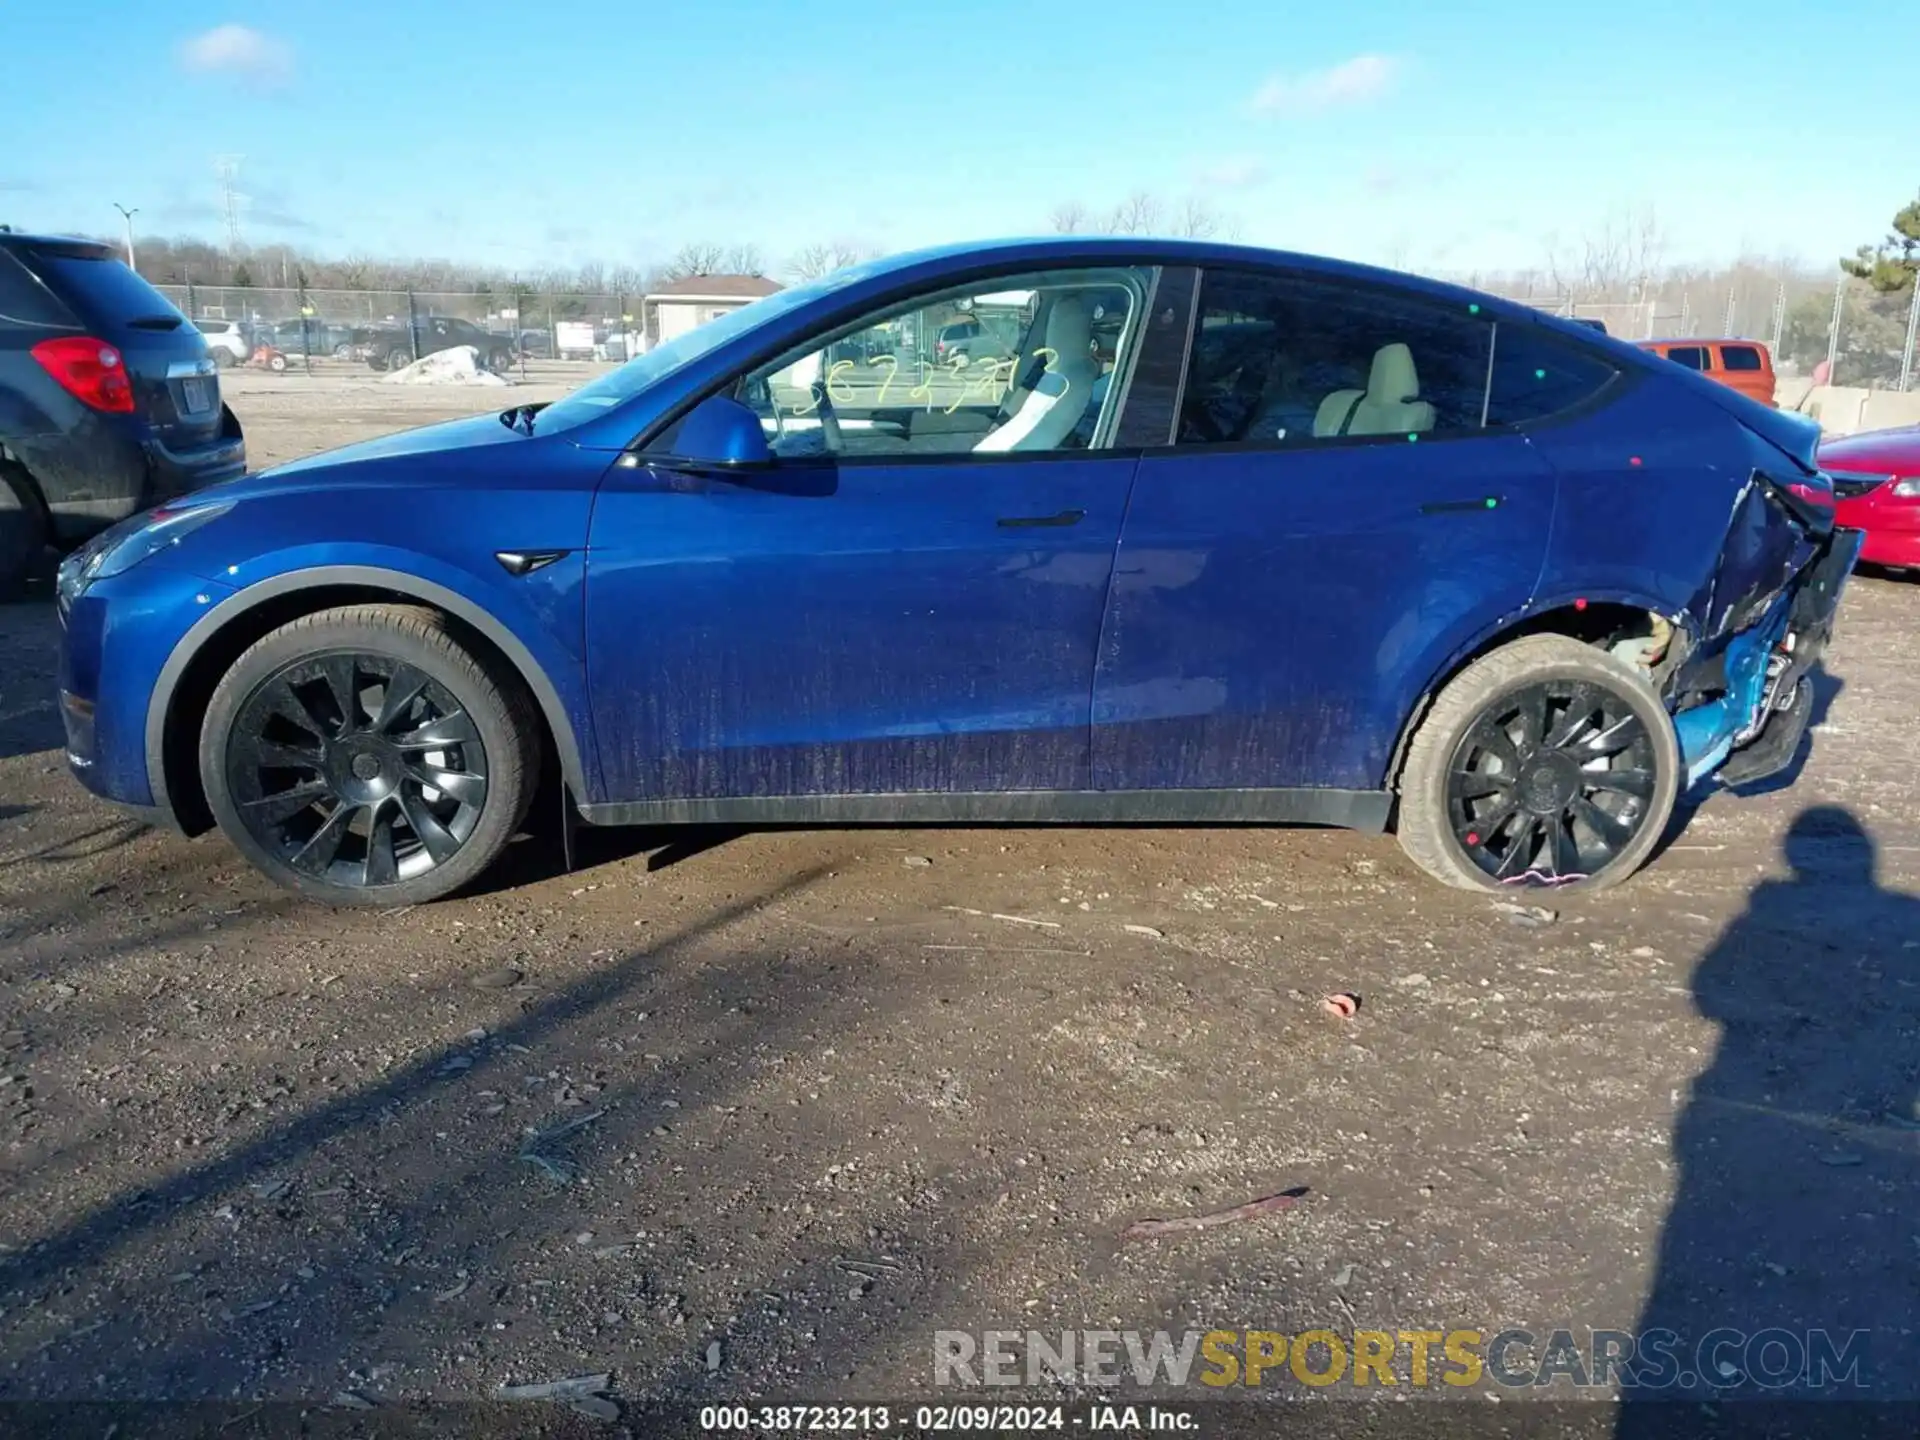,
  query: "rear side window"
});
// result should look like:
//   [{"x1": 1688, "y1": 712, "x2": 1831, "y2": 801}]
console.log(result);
[
  {"x1": 31, "y1": 251, "x2": 185, "y2": 334},
  {"x1": 1719, "y1": 344, "x2": 1763, "y2": 372},
  {"x1": 1485, "y1": 323, "x2": 1618, "y2": 426},
  {"x1": 1176, "y1": 268, "x2": 1492, "y2": 446},
  {"x1": 0, "y1": 249, "x2": 77, "y2": 329},
  {"x1": 1665, "y1": 345, "x2": 1708, "y2": 370}
]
